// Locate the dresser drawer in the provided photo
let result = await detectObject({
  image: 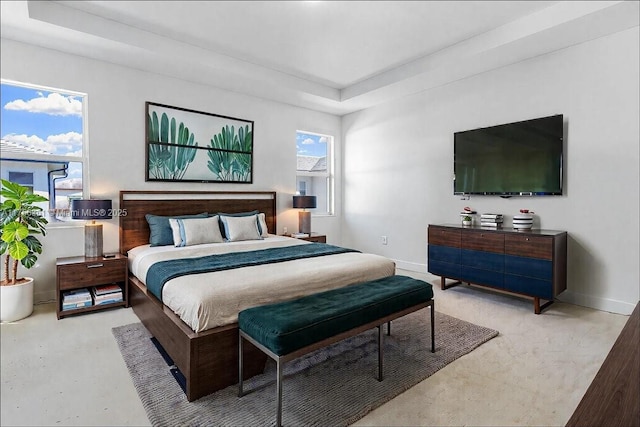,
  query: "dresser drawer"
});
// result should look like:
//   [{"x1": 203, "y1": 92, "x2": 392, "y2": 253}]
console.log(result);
[
  {"x1": 505, "y1": 255, "x2": 552, "y2": 280},
  {"x1": 462, "y1": 230, "x2": 504, "y2": 254},
  {"x1": 505, "y1": 234, "x2": 553, "y2": 260},
  {"x1": 428, "y1": 260, "x2": 461, "y2": 280},
  {"x1": 504, "y1": 274, "x2": 553, "y2": 299},
  {"x1": 58, "y1": 260, "x2": 126, "y2": 290},
  {"x1": 428, "y1": 244, "x2": 460, "y2": 264},
  {"x1": 428, "y1": 226, "x2": 461, "y2": 248},
  {"x1": 459, "y1": 266, "x2": 504, "y2": 288},
  {"x1": 461, "y1": 249, "x2": 503, "y2": 272}
]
